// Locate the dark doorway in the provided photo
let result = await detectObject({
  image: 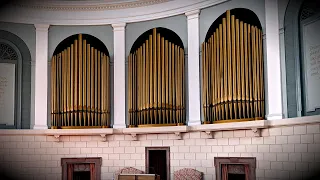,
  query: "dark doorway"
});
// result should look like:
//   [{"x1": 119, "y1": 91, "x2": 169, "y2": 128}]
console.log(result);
[
  {"x1": 73, "y1": 171, "x2": 90, "y2": 180},
  {"x1": 228, "y1": 173, "x2": 245, "y2": 180},
  {"x1": 146, "y1": 147, "x2": 170, "y2": 180}
]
